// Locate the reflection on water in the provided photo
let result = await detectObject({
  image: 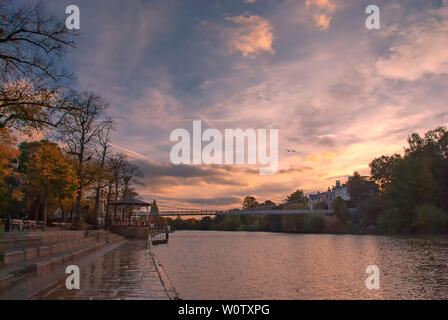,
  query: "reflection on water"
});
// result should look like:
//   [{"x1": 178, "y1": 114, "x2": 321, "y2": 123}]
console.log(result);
[{"x1": 152, "y1": 231, "x2": 448, "y2": 299}]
